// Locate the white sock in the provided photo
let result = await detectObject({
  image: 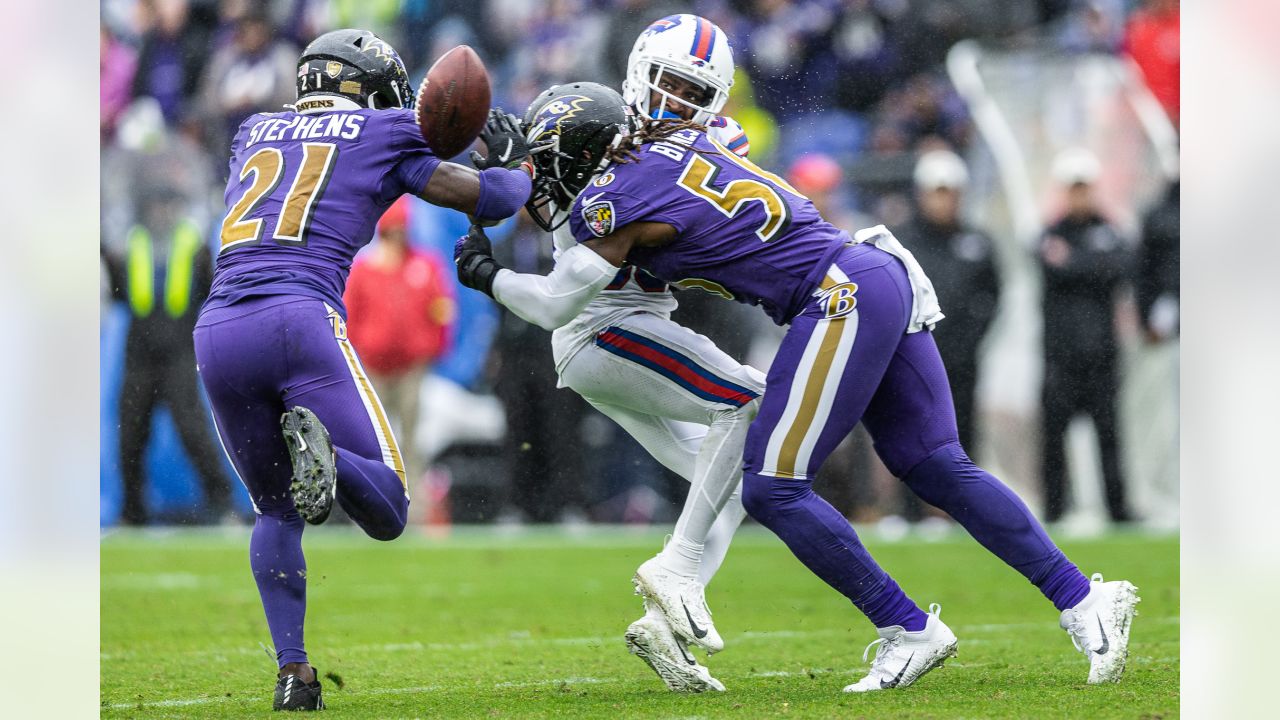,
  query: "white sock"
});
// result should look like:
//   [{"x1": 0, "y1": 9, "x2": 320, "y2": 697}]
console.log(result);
[
  {"x1": 698, "y1": 487, "x2": 746, "y2": 586},
  {"x1": 658, "y1": 534, "x2": 704, "y2": 579},
  {"x1": 662, "y1": 405, "x2": 752, "y2": 581}
]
